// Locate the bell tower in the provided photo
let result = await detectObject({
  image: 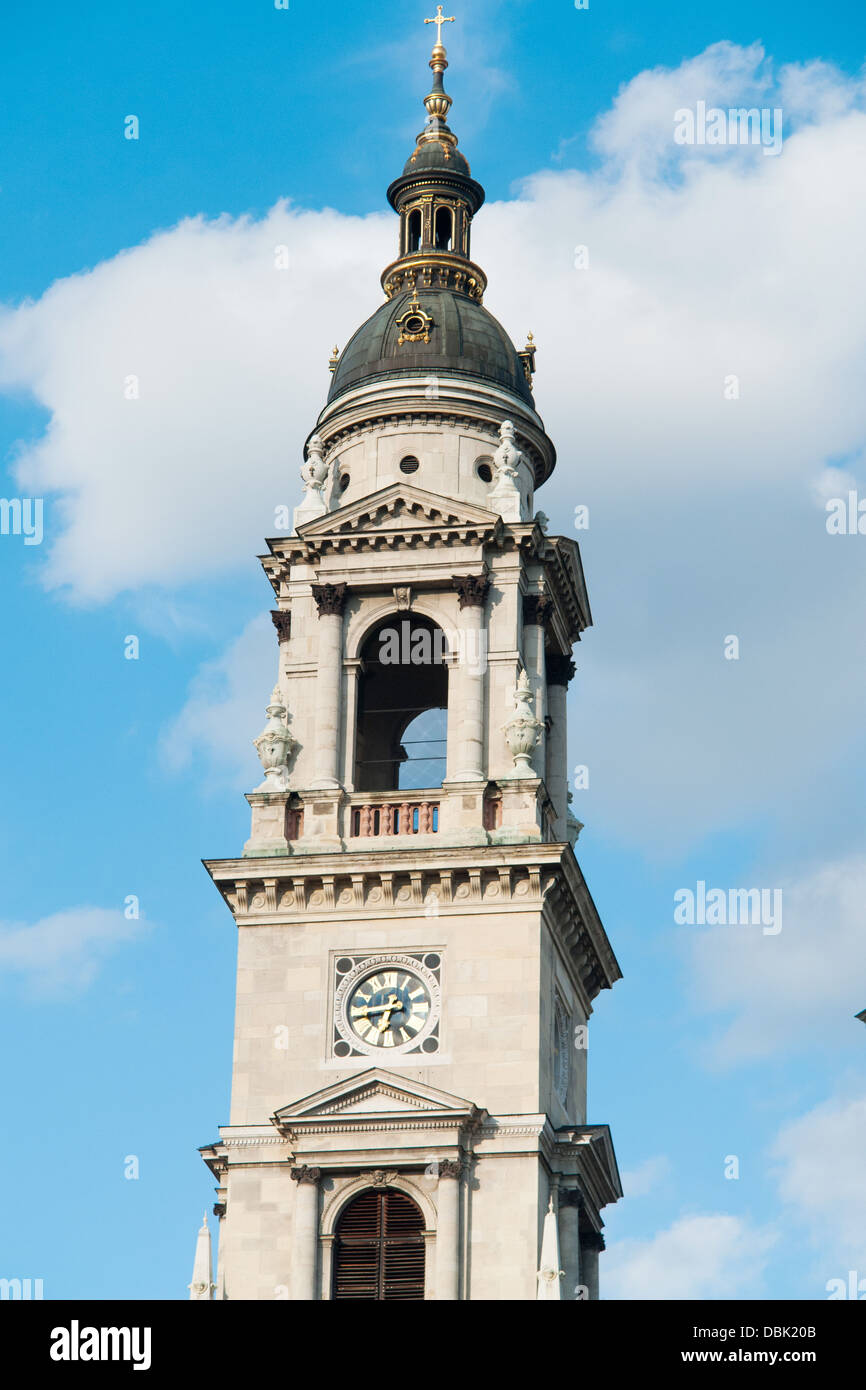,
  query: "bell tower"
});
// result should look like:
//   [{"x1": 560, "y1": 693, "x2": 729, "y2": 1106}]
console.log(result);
[{"x1": 199, "y1": 14, "x2": 622, "y2": 1302}]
